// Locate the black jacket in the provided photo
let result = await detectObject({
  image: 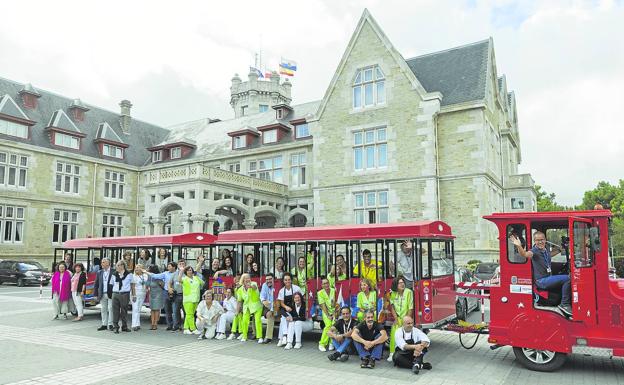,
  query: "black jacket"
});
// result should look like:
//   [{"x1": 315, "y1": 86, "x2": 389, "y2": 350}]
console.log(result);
[
  {"x1": 282, "y1": 302, "x2": 307, "y2": 321},
  {"x1": 74, "y1": 272, "x2": 87, "y2": 293},
  {"x1": 94, "y1": 268, "x2": 114, "y2": 299}
]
